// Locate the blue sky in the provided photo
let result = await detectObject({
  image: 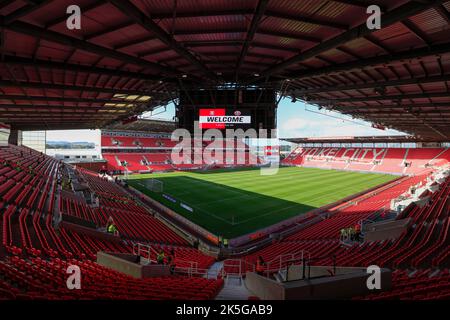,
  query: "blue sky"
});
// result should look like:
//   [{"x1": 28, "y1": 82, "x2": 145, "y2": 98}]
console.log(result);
[{"x1": 46, "y1": 98, "x2": 403, "y2": 142}]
